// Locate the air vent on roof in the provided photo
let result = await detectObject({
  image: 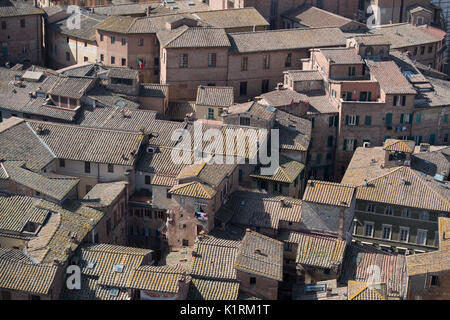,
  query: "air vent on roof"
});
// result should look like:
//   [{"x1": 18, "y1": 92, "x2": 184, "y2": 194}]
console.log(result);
[
  {"x1": 114, "y1": 264, "x2": 125, "y2": 273},
  {"x1": 116, "y1": 100, "x2": 127, "y2": 108},
  {"x1": 146, "y1": 146, "x2": 156, "y2": 154}
]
